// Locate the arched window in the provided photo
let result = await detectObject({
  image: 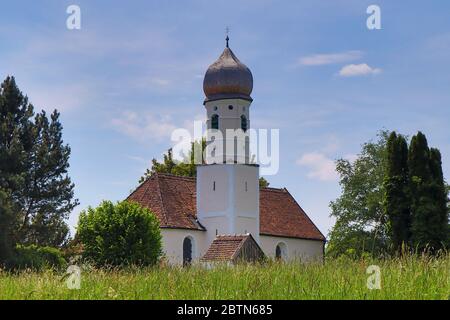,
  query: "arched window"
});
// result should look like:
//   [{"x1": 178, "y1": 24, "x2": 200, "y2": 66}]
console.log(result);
[
  {"x1": 211, "y1": 114, "x2": 219, "y2": 130},
  {"x1": 183, "y1": 236, "x2": 193, "y2": 266},
  {"x1": 275, "y1": 242, "x2": 287, "y2": 261},
  {"x1": 241, "y1": 115, "x2": 247, "y2": 132},
  {"x1": 275, "y1": 245, "x2": 282, "y2": 260}
]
